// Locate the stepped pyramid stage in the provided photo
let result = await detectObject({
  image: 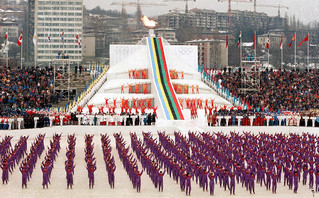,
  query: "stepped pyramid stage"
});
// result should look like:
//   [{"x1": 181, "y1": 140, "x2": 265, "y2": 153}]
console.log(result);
[{"x1": 86, "y1": 36, "x2": 231, "y2": 125}]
